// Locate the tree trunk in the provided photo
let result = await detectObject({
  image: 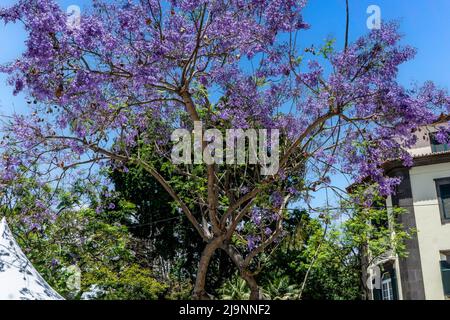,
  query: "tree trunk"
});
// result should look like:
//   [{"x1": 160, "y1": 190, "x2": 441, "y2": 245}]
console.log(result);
[
  {"x1": 192, "y1": 238, "x2": 222, "y2": 300},
  {"x1": 221, "y1": 243, "x2": 262, "y2": 300},
  {"x1": 242, "y1": 272, "x2": 262, "y2": 300},
  {"x1": 360, "y1": 244, "x2": 371, "y2": 300}
]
